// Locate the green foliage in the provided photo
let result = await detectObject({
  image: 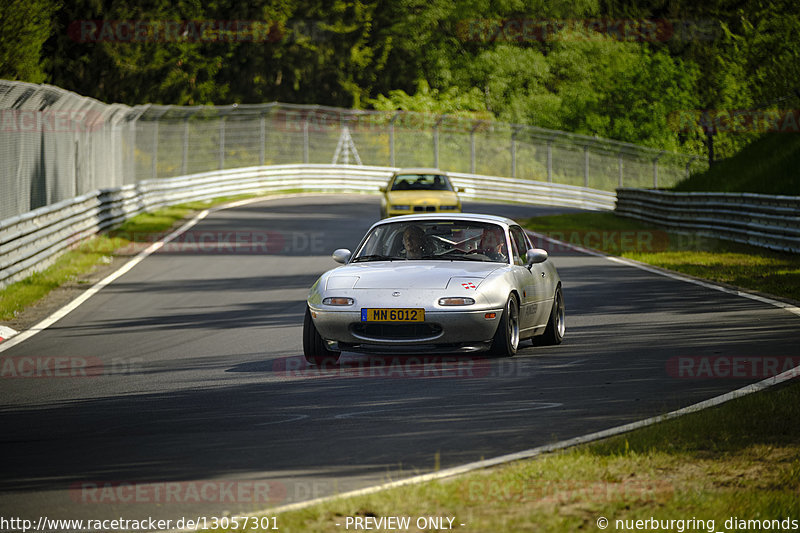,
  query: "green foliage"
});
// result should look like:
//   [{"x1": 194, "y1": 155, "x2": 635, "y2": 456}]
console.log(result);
[
  {"x1": 370, "y1": 79, "x2": 489, "y2": 116},
  {"x1": 0, "y1": 0, "x2": 58, "y2": 83}
]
